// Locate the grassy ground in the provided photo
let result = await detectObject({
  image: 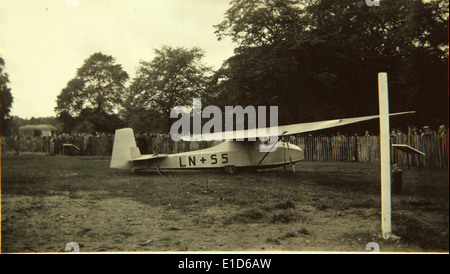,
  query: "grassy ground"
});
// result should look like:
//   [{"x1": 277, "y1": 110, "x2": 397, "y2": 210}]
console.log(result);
[{"x1": 1, "y1": 153, "x2": 448, "y2": 253}]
